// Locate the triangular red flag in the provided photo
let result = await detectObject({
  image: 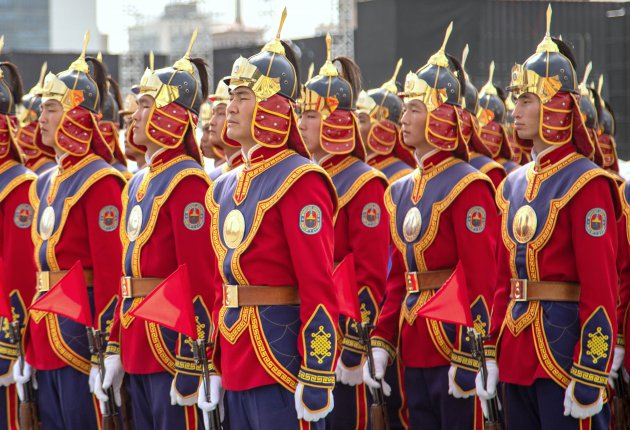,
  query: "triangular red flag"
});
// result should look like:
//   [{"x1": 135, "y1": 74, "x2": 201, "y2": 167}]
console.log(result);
[
  {"x1": 333, "y1": 254, "x2": 362, "y2": 321},
  {"x1": 416, "y1": 262, "x2": 473, "y2": 327},
  {"x1": 130, "y1": 264, "x2": 197, "y2": 339},
  {"x1": 28, "y1": 261, "x2": 93, "y2": 327},
  {"x1": 0, "y1": 259, "x2": 14, "y2": 320}
]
